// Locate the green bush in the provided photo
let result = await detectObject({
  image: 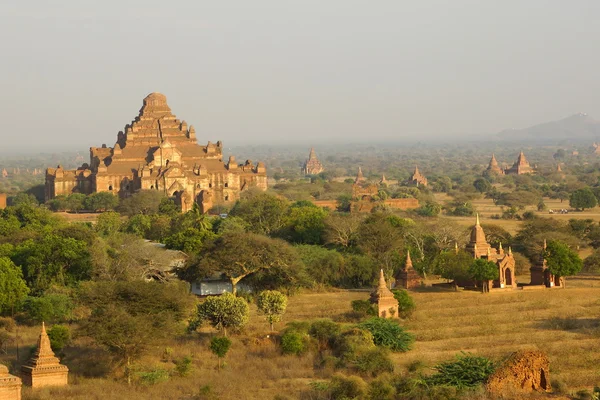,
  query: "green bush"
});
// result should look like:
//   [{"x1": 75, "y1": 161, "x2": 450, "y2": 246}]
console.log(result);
[
  {"x1": 22, "y1": 294, "x2": 74, "y2": 324},
  {"x1": 281, "y1": 330, "x2": 308, "y2": 355},
  {"x1": 359, "y1": 318, "x2": 414, "y2": 352},
  {"x1": 352, "y1": 347, "x2": 394, "y2": 377},
  {"x1": 137, "y1": 367, "x2": 170, "y2": 385},
  {"x1": 391, "y1": 289, "x2": 416, "y2": 319},
  {"x1": 329, "y1": 374, "x2": 368, "y2": 399},
  {"x1": 350, "y1": 300, "x2": 377, "y2": 316},
  {"x1": 309, "y1": 319, "x2": 340, "y2": 351},
  {"x1": 47, "y1": 324, "x2": 71, "y2": 352},
  {"x1": 427, "y1": 352, "x2": 496, "y2": 389},
  {"x1": 368, "y1": 378, "x2": 395, "y2": 400},
  {"x1": 174, "y1": 356, "x2": 193, "y2": 377}
]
